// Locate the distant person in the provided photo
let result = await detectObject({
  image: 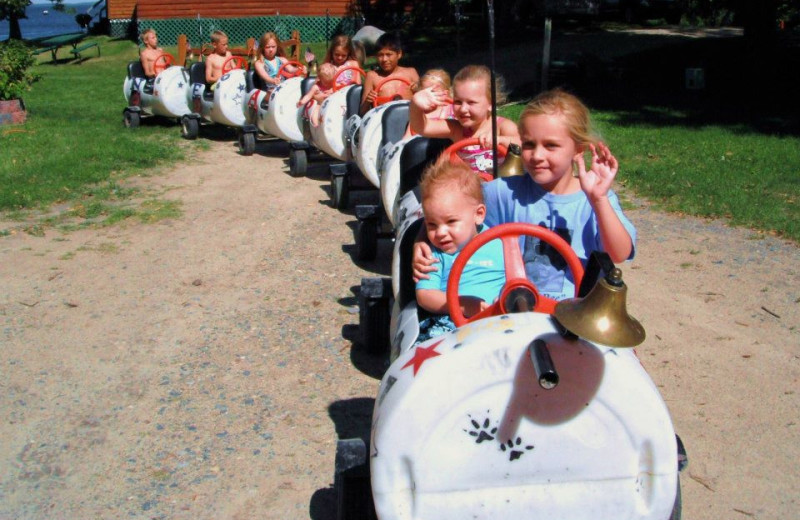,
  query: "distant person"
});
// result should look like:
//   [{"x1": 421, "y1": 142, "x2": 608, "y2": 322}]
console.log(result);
[
  {"x1": 205, "y1": 30, "x2": 232, "y2": 88},
  {"x1": 359, "y1": 32, "x2": 419, "y2": 115},
  {"x1": 139, "y1": 28, "x2": 162, "y2": 79},
  {"x1": 297, "y1": 63, "x2": 336, "y2": 127},
  {"x1": 414, "y1": 157, "x2": 506, "y2": 343}
]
